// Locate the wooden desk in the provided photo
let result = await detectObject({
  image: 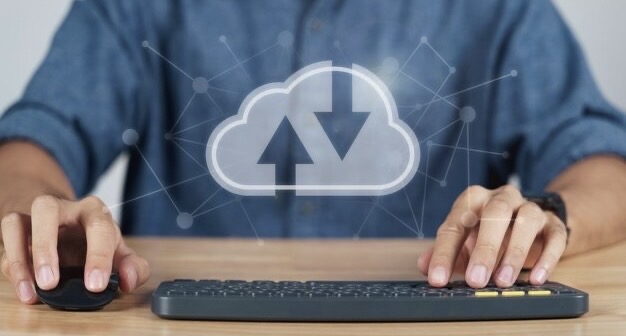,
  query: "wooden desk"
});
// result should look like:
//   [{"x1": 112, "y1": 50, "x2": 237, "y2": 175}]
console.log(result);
[{"x1": 1, "y1": 238, "x2": 625, "y2": 335}]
